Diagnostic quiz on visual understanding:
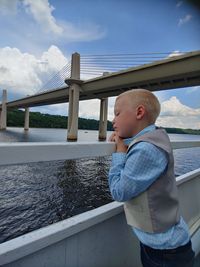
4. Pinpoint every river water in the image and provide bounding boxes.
[0,127,200,243]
